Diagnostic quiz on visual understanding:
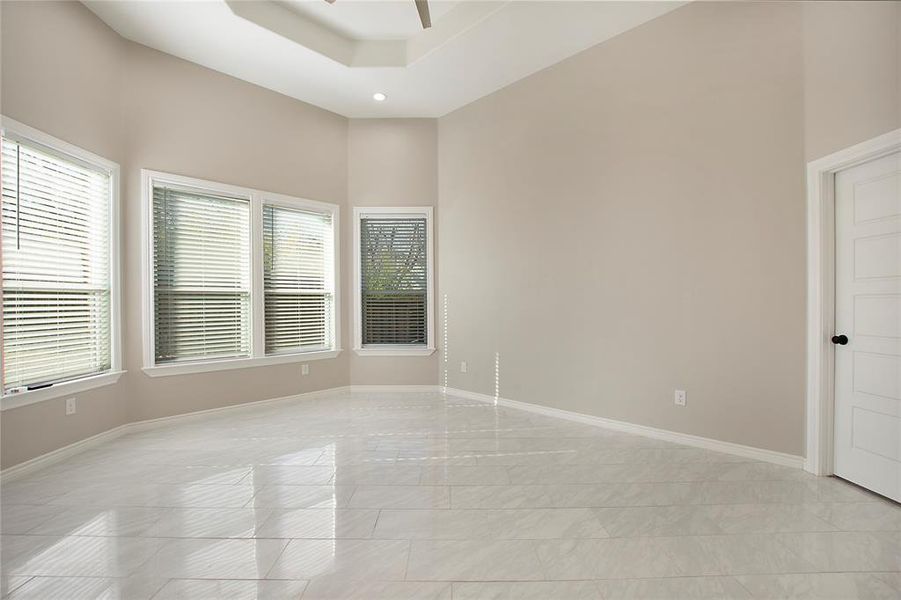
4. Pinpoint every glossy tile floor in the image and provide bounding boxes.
[2,390,900,599]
